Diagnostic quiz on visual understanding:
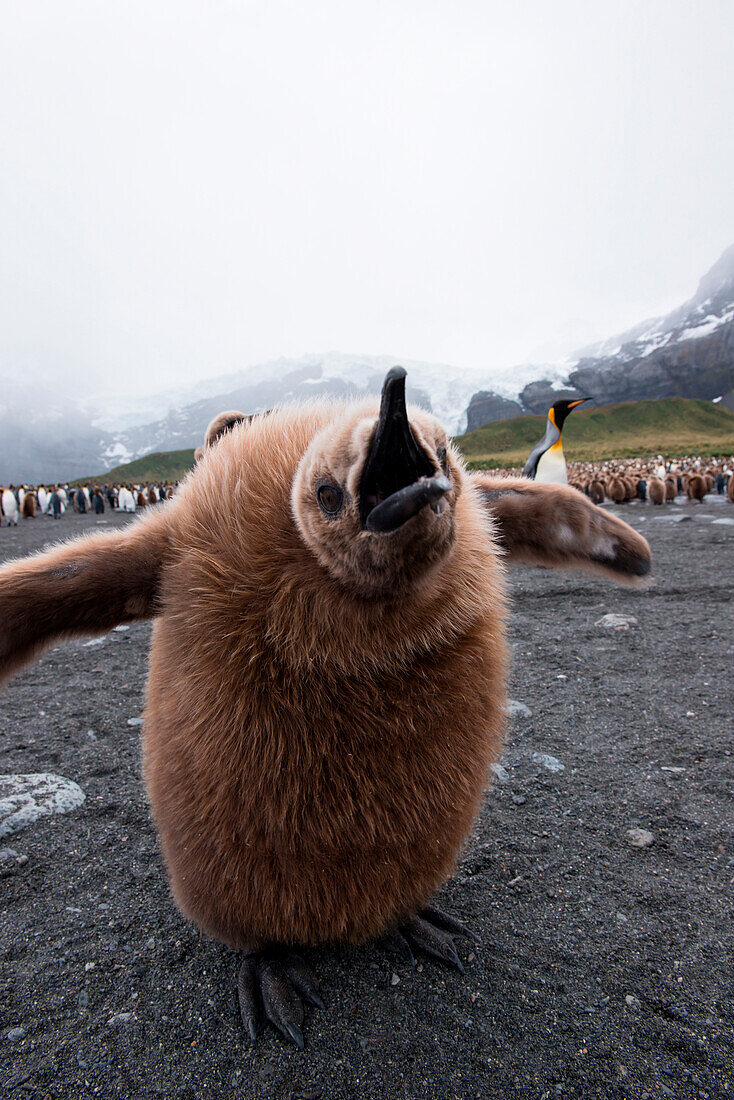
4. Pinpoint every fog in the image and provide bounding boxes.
[1,0,732,399]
